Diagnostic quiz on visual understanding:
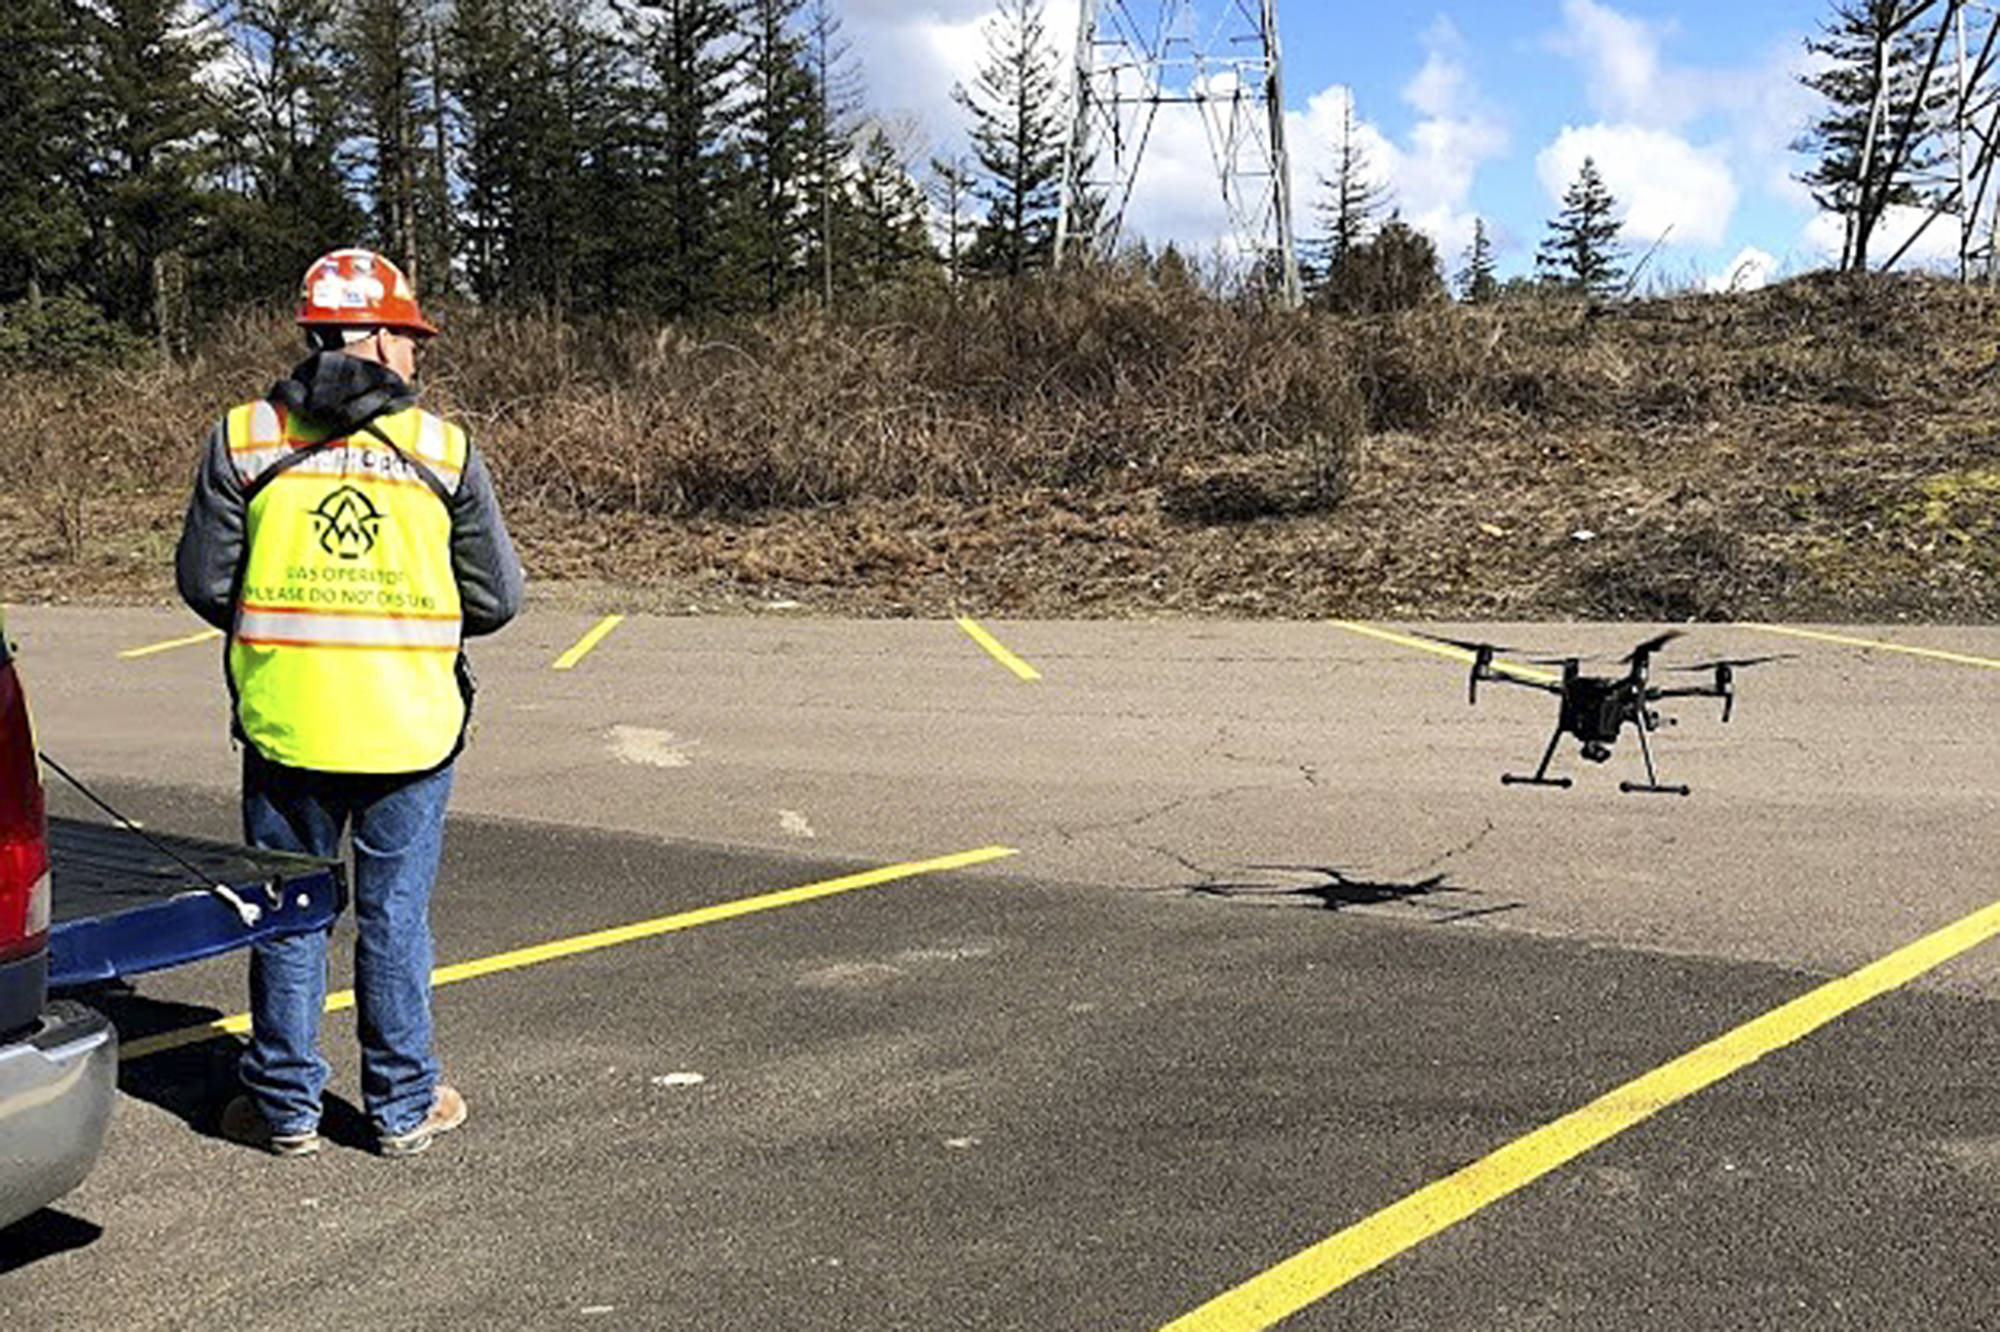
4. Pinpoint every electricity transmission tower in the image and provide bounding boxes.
[1854,0,2000,280]
[1055,0,1302,305]
[1940,0,2000,280]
